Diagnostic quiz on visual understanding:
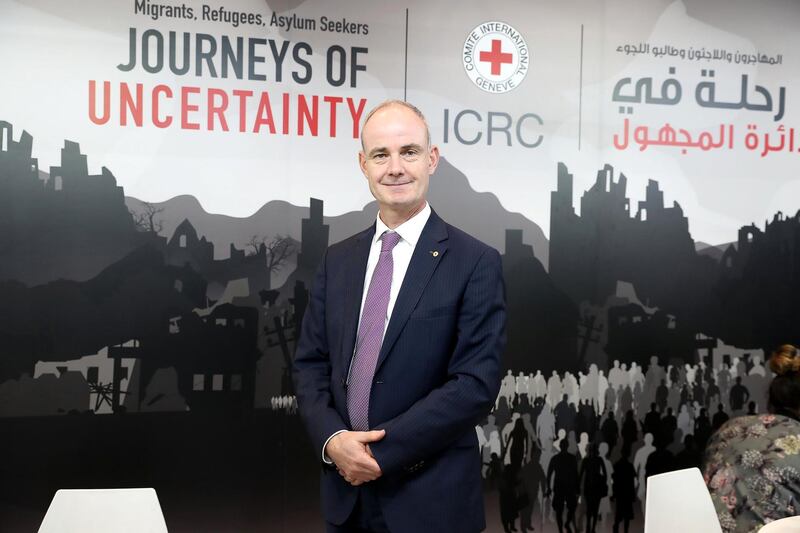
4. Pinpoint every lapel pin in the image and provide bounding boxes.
[430,251,439,257]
